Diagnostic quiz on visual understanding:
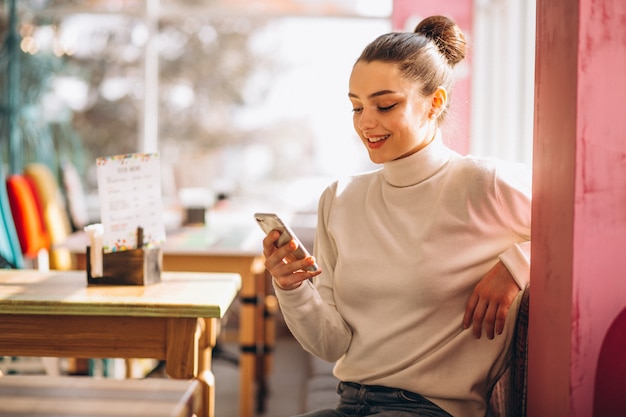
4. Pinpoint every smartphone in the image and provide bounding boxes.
[254,212,319,272]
